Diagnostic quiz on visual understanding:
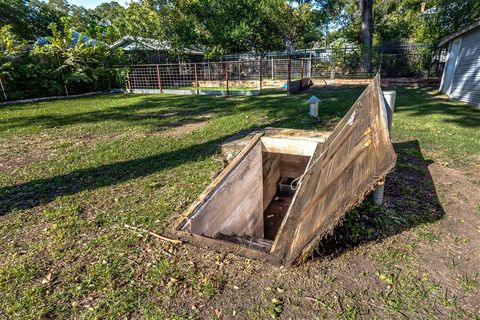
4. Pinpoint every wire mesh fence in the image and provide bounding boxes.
[125,49,445,97]
[222,45,445,80]
[126,58,312,95]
